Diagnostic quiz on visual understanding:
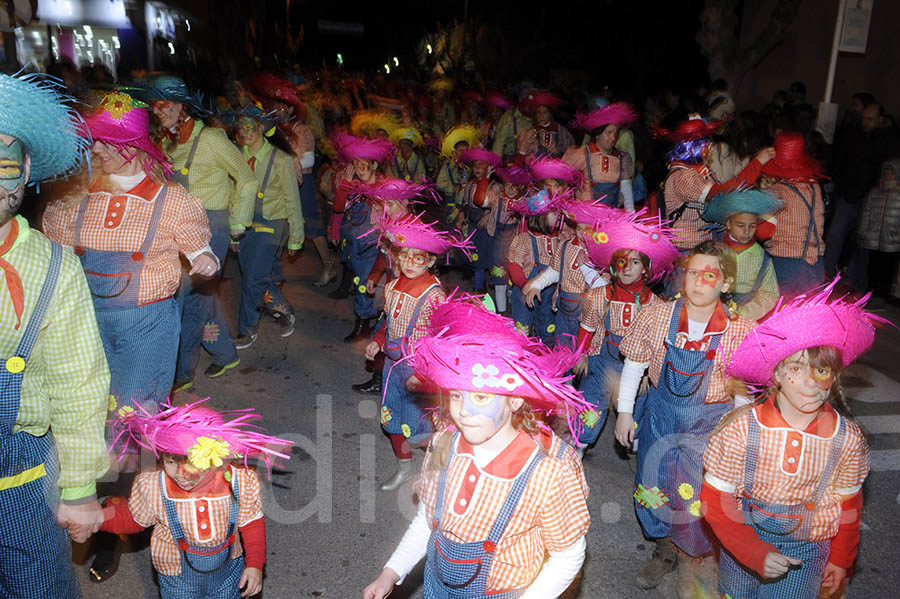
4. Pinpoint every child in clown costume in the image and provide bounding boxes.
[572,210,679,456]
[365,214,474,491]
[458,147,502,292]
[436,125,480,228]
[390,126,427,182]
[702,279,875,599]
[99,399,292,599]
[363,299,591,599]
[485,165,529,314]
